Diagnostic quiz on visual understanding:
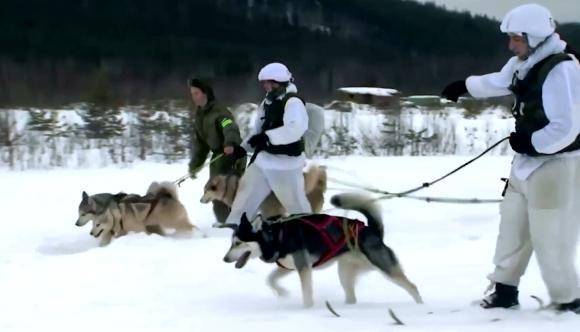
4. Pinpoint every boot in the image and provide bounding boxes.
[555,298,580,314]
[480,283,520,309]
